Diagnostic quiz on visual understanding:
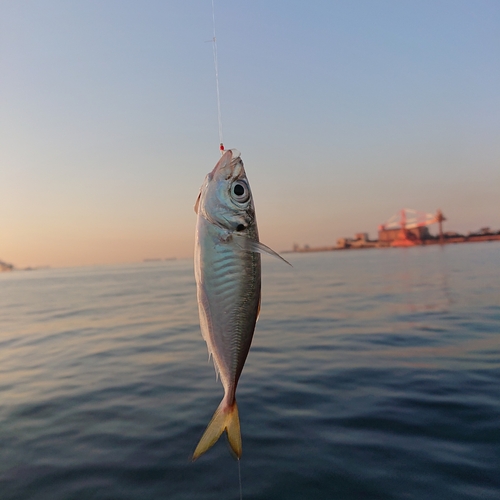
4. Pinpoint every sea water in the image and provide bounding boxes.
[0,243,499,499]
